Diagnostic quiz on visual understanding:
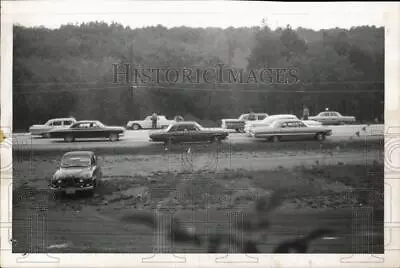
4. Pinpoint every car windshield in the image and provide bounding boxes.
[194,123,204,130]
[165,124,174,131]
[167,123,203,132]
[95,121,105,127]
[61,156,91,168]
[272,120,298,128]
[260,117,283,125]
[305,121,319,126]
